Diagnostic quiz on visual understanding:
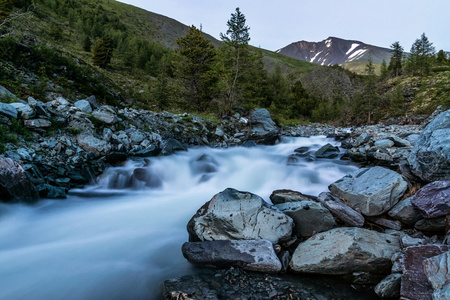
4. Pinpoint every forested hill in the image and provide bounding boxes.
[0,0,449,126]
